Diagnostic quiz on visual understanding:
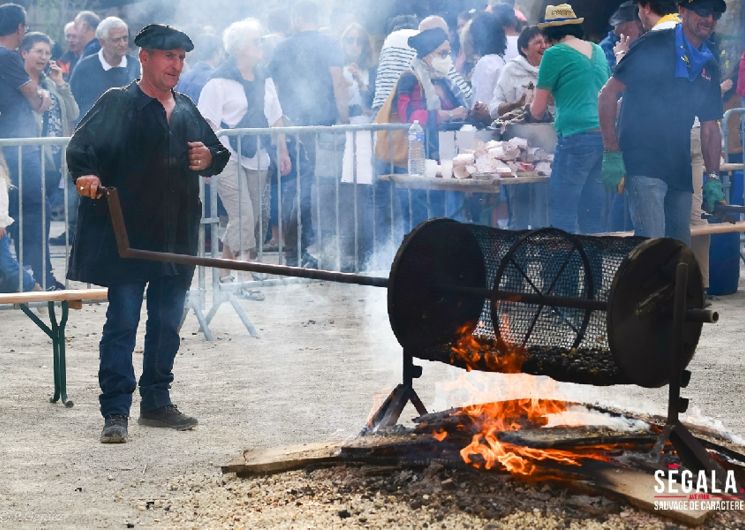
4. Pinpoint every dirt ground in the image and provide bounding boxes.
[1,256,745,528]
